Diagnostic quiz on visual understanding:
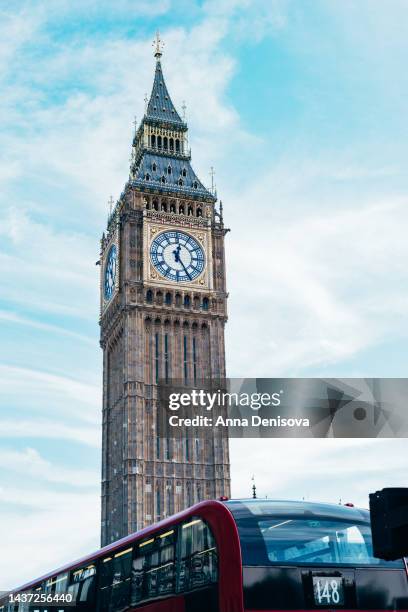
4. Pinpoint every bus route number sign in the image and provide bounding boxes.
[312,576,344,607]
